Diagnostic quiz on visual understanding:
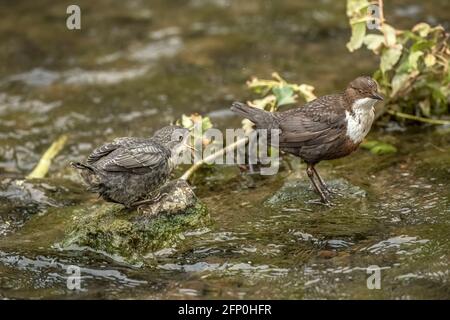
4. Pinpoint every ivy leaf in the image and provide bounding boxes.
[201,116,213,131]
[391,72,410,96]
[363,34,385,53]
[410,39,433,52]
[361,140,397,155]
[346,0,370,16]
[381,24,397,46]
[347,22,366,52]
[273,86,297,107]
[408,51,424,70]
[181,114,194,129]
[419,99,431,117]
[248,95,277,111]
[424,54,436,67]
[380,46,403,73]
[412,23,431,37]
[297,84,316,102]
